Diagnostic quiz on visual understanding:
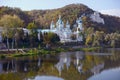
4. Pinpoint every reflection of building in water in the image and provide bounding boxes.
[37,57,41,67]
[74,51,84,66]
[74,51,84,73]
[24,65,27,72]
[91,63,104,75]
[55,52,85,75]
[55,52,71,76]
[77,64,83,73]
